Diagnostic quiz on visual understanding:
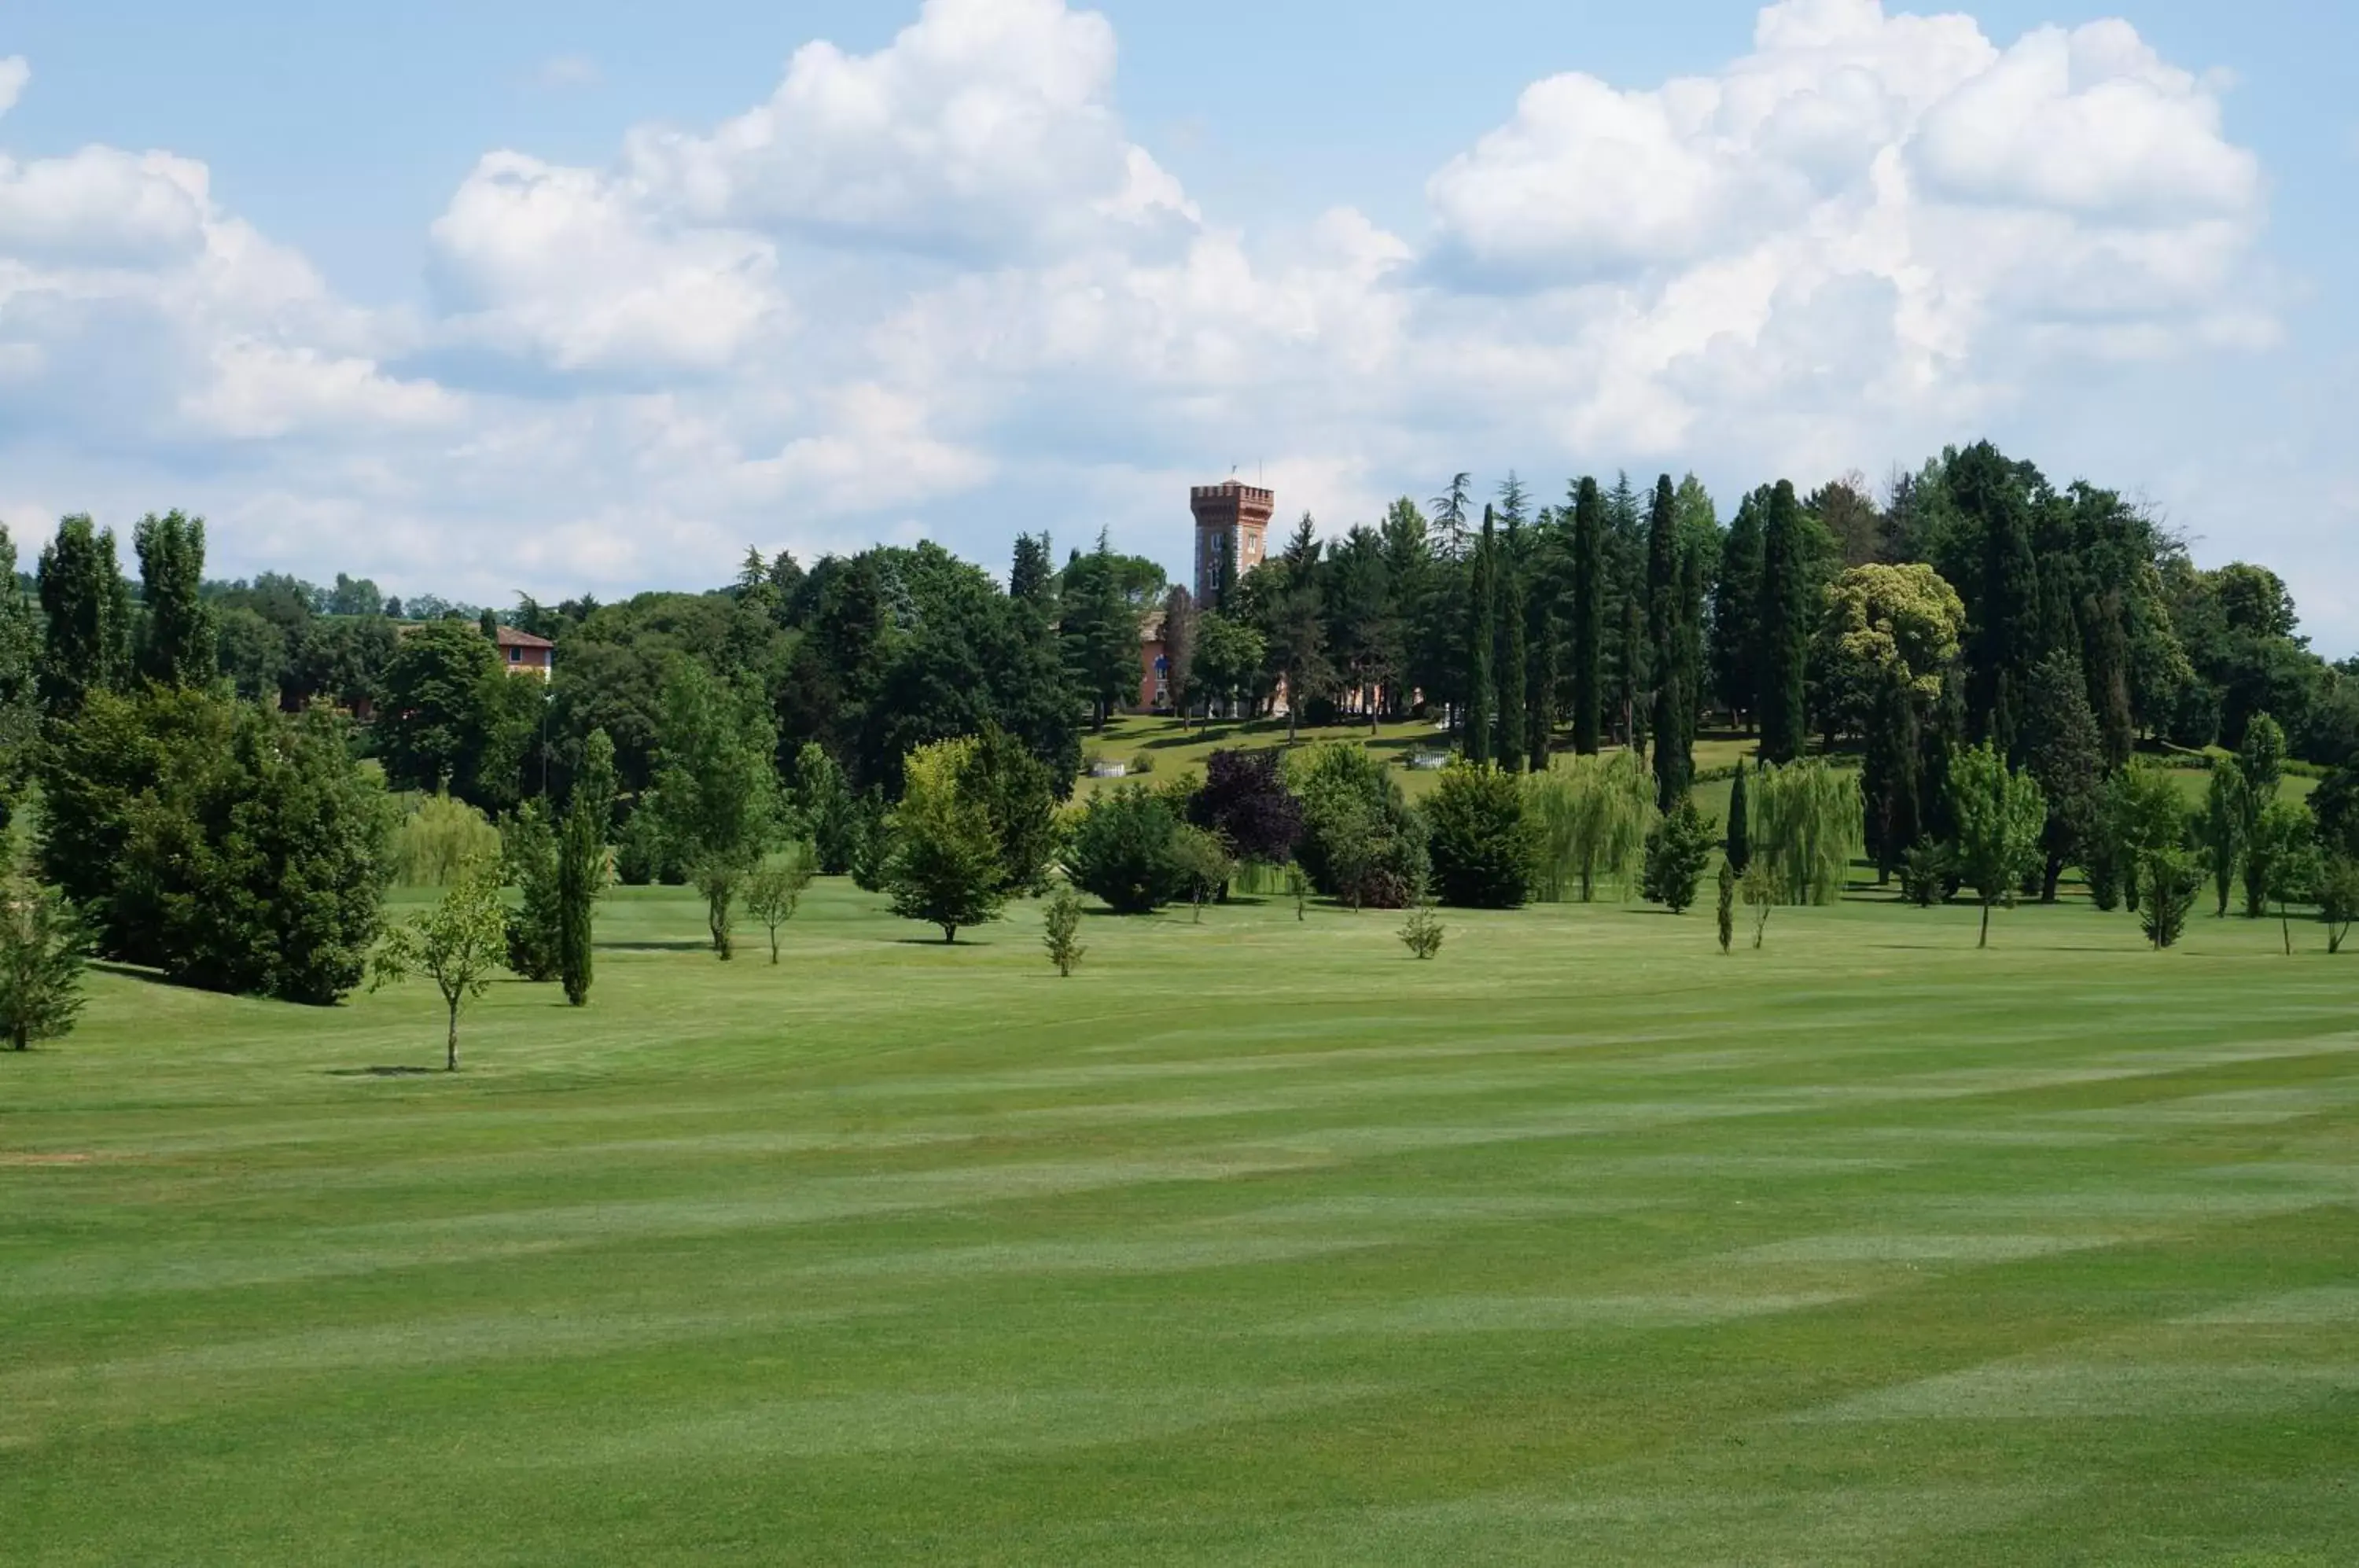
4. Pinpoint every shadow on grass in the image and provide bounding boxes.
[889,936,992,947]
[598,940,712,952]
[326,1066,443,1078]
[86,961,177,988]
